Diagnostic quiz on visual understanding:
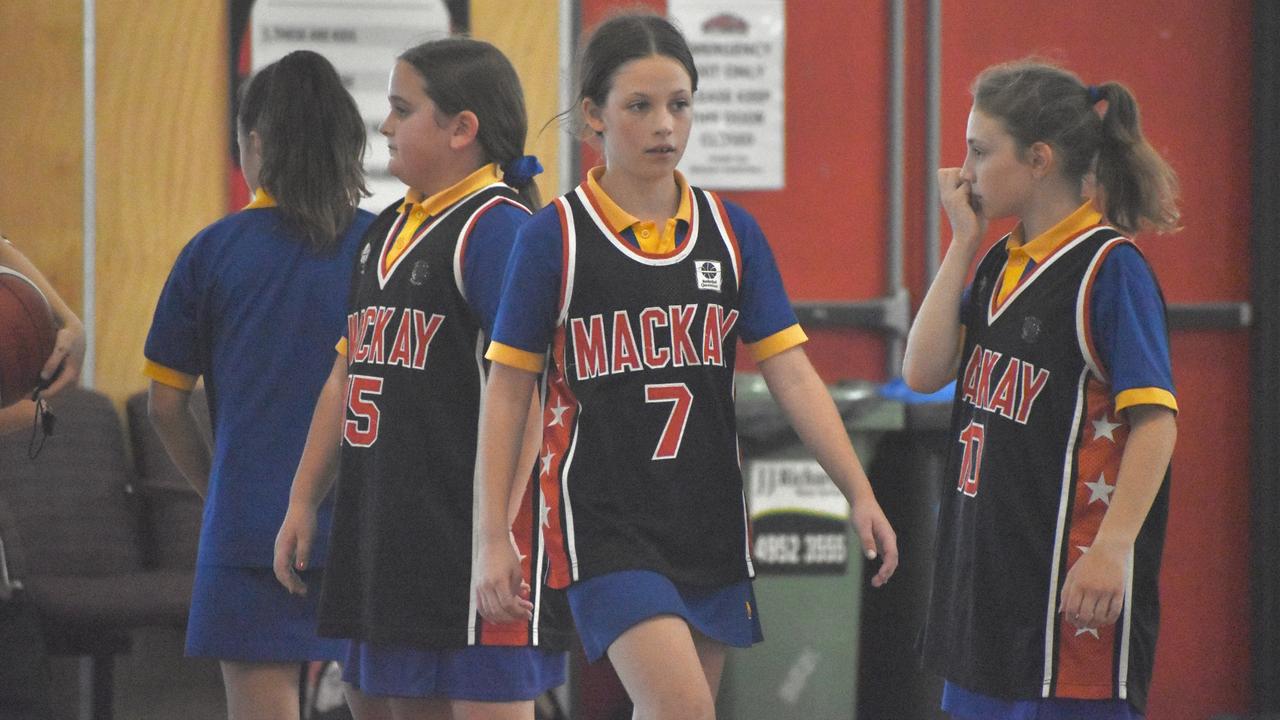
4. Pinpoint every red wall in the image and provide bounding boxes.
[578,2,1254,716]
